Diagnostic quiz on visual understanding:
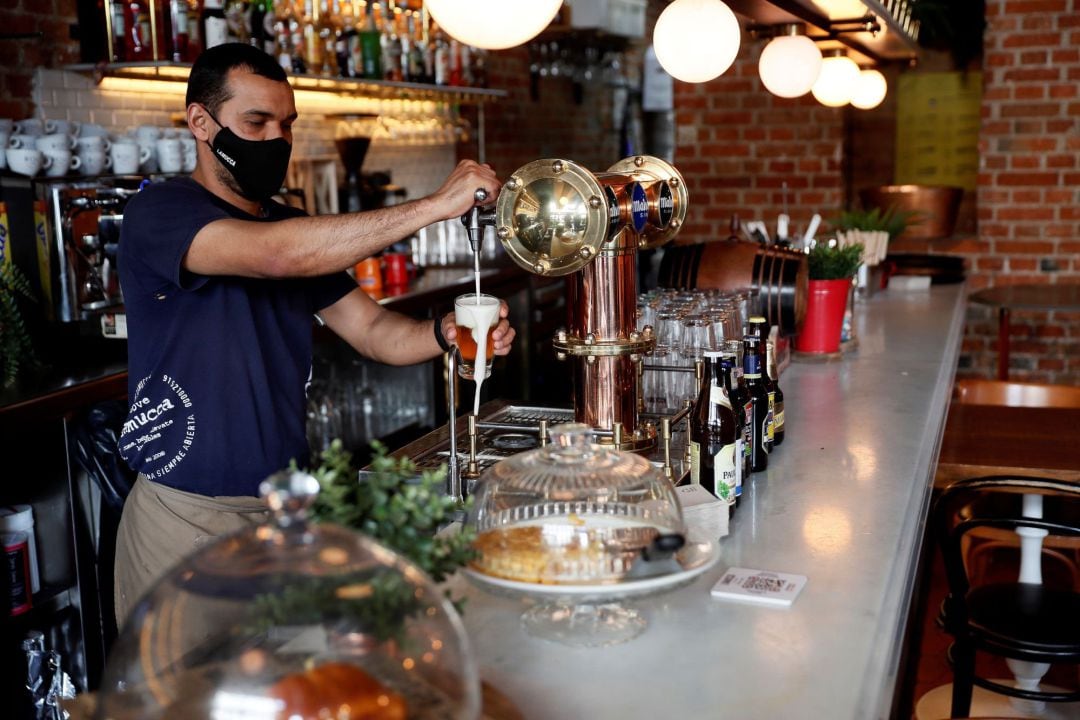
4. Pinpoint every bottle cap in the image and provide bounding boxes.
[748,315,767,323]
[703,350,723,358]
